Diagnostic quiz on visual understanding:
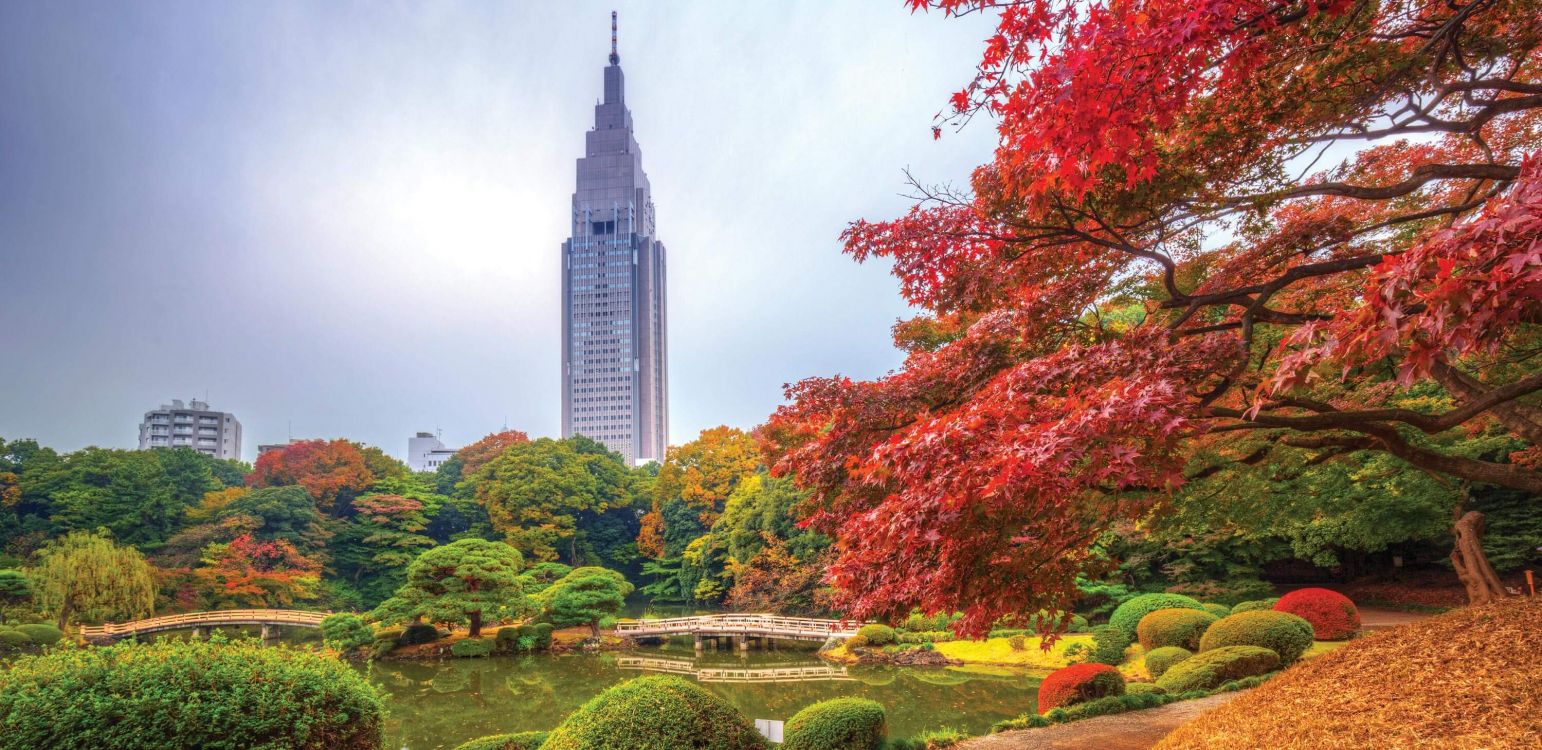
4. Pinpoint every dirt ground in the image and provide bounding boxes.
[956,693,1242,750]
